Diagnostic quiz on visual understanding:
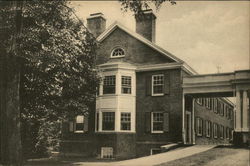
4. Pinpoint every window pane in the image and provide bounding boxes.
[75,115,84,131]
[121,76,131,94]
[121,113,131,130]
[102,112,115,130]
[152,75,164,95]
[103,76,116,94]
[111,48,125,57]
[152,113,163,132]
